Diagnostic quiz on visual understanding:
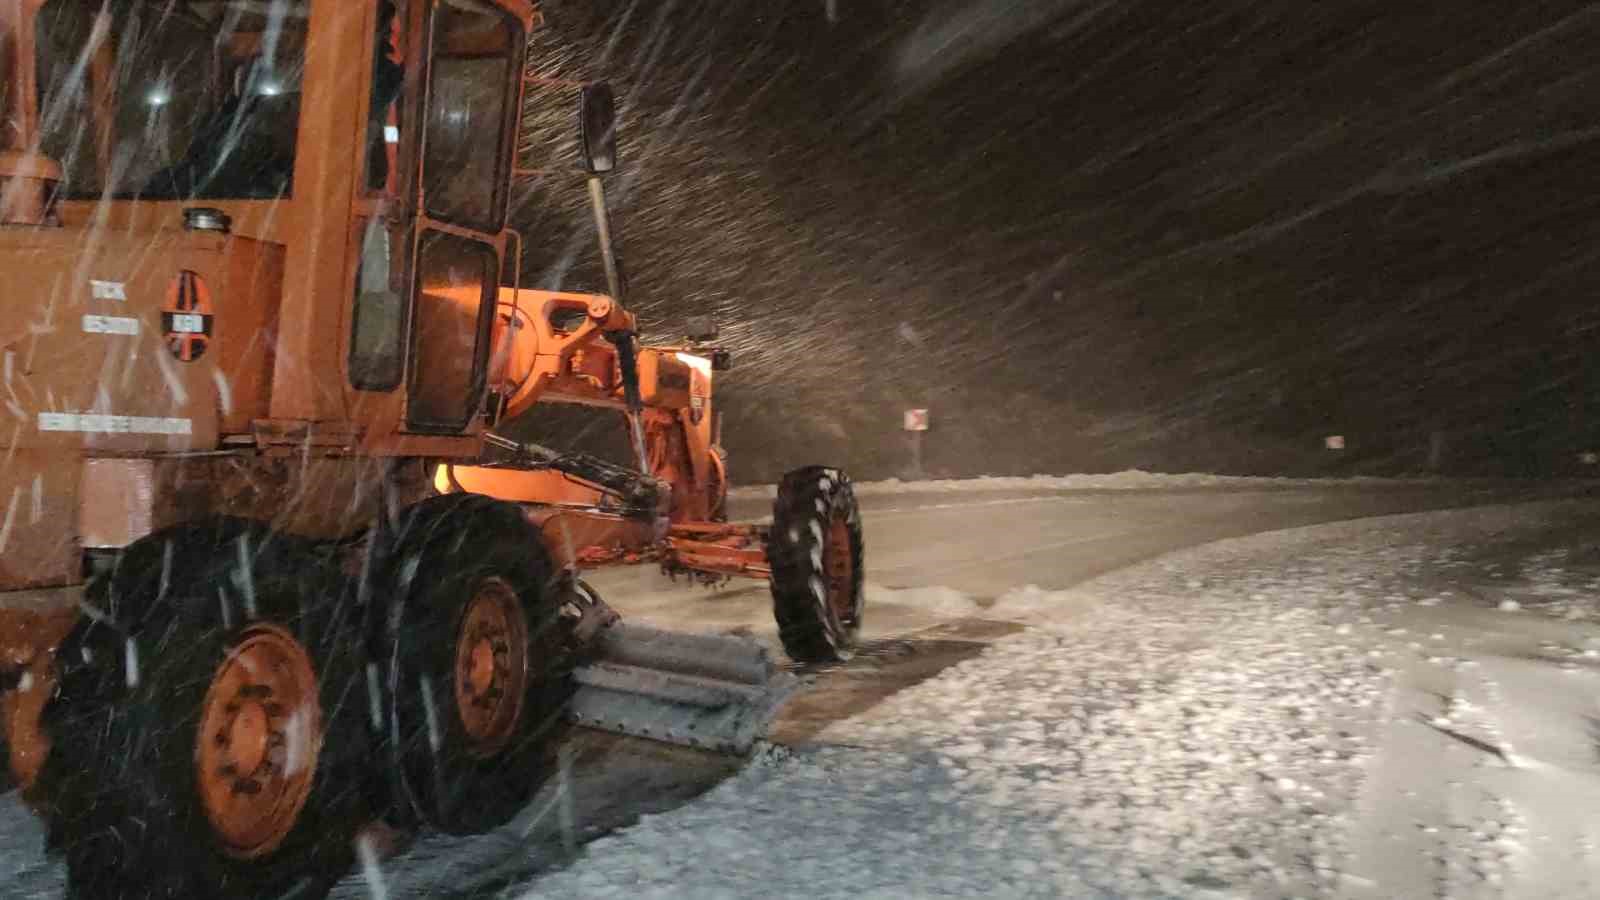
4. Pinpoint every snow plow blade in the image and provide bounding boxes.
[568,623,802,754]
